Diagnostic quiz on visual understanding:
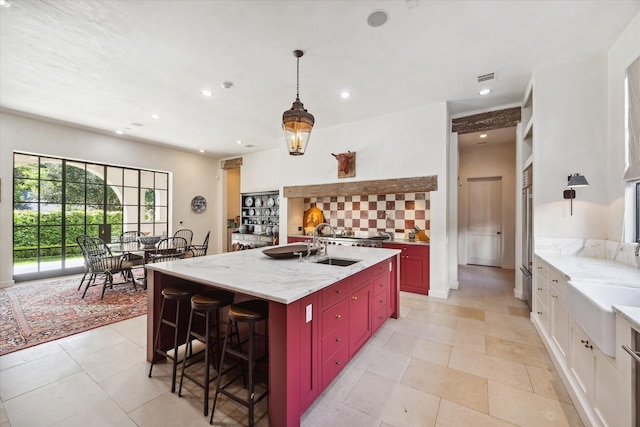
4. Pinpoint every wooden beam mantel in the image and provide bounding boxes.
[283,176,438,198]
[451,107,521,134]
